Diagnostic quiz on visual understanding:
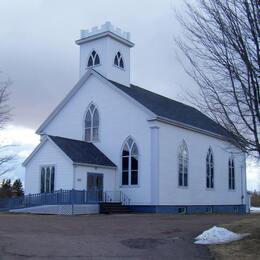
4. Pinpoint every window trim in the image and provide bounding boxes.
[120,136,140,187]
[113,51,125,70]
[206,147,214,190]
[84,103,100,143]
[87,49,101,68]
[39,165,56,193]
[228,156,235,190]
[177,140,189,188]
